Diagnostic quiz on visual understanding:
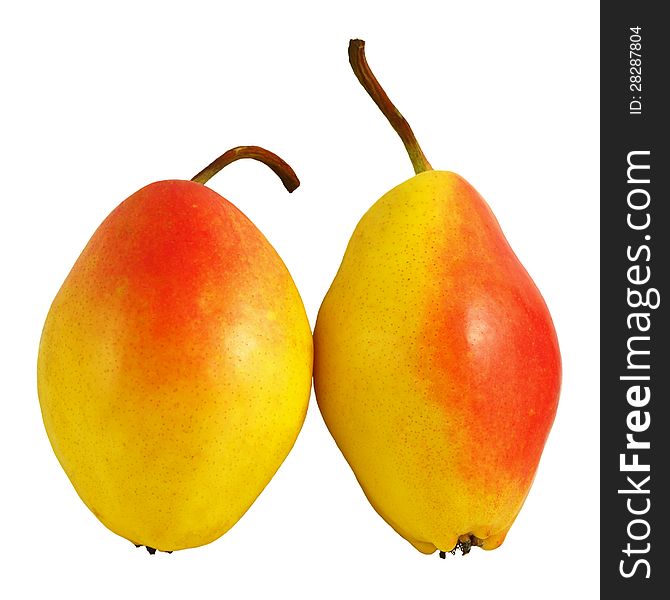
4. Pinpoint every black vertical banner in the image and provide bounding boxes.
[601,2,669,595]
